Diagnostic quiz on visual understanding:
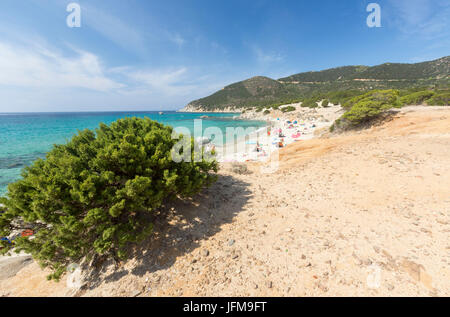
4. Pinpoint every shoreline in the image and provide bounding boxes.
[213,103,344,163]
